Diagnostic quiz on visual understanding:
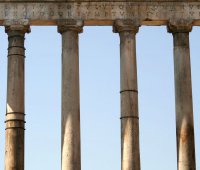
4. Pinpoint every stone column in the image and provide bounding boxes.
[168,21,196,170]
[4,24,30,170]
[113,20,141,170]
[58,19,83,170]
